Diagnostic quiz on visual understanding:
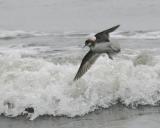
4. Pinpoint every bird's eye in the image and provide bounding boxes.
[85,40,89,45]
